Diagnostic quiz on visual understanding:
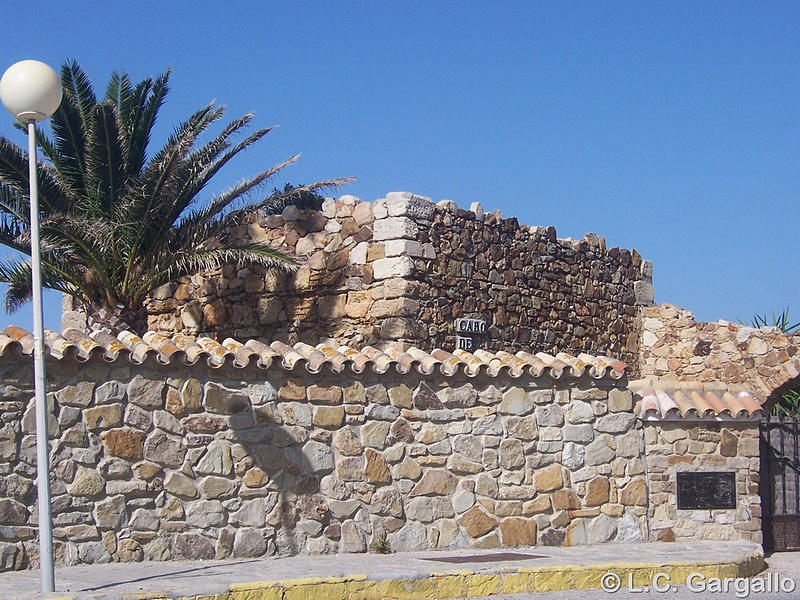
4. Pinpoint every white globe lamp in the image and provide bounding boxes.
[0,59,61,593]
[0,60,62,123]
